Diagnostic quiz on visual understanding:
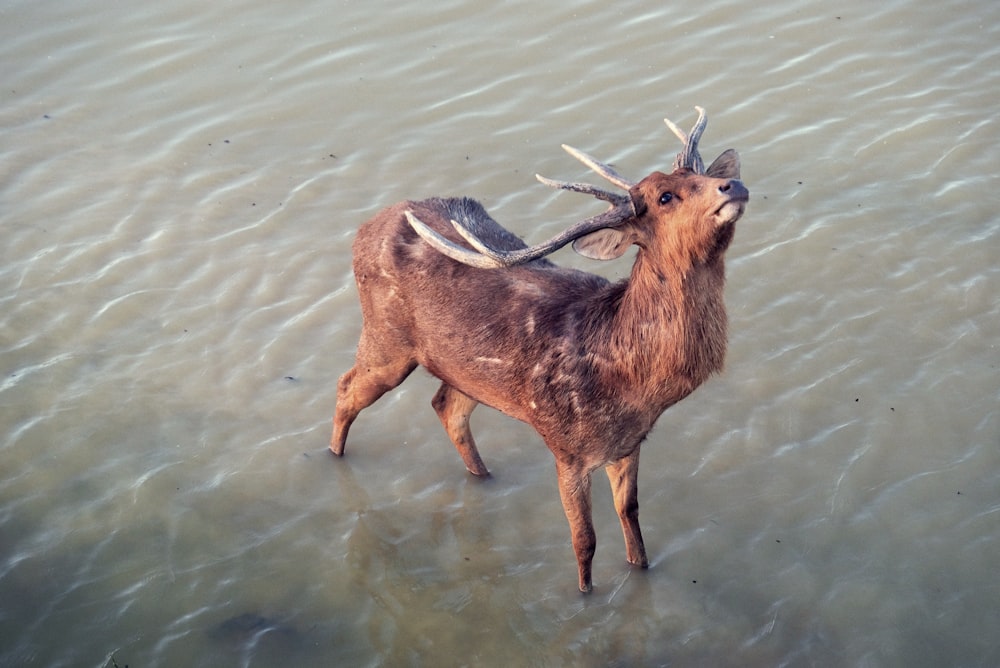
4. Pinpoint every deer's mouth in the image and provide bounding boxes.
[714,197,747,225]
[713,183,749,225]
